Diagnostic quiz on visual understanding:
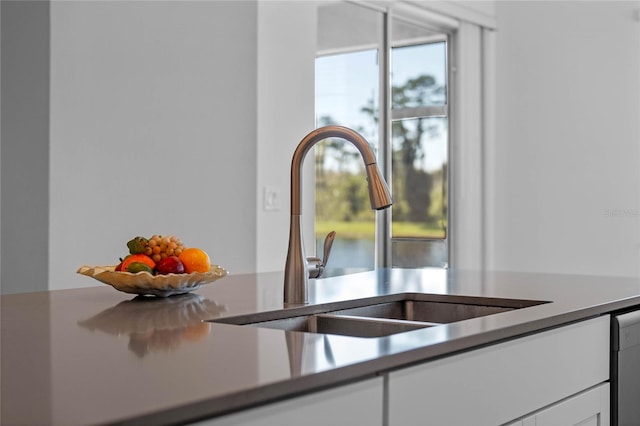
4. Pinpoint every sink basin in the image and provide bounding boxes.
[210,293,548,338]
[330,299,513,323]
[243,313,433,338]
